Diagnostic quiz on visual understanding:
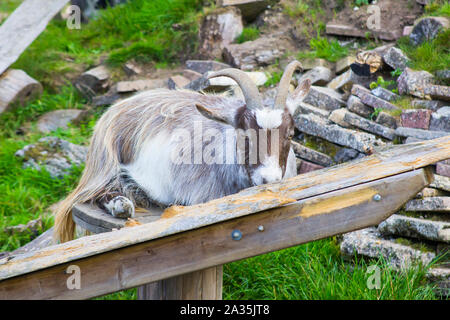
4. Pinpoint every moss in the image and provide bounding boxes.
[302,134,339,158]
[394,237,436,253]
